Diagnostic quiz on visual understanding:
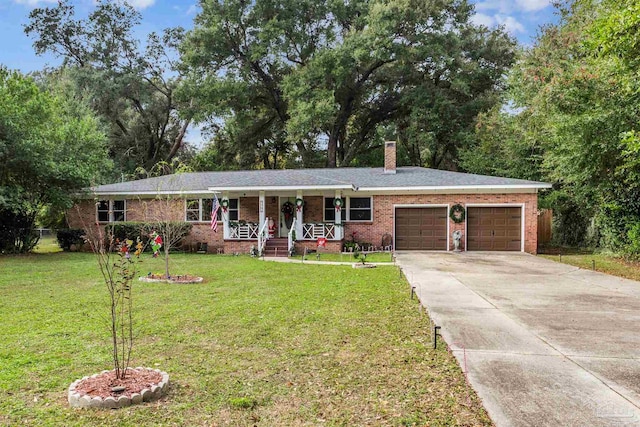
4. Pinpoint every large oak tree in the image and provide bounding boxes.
[182,0,515,168]
[26,0,192,174]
